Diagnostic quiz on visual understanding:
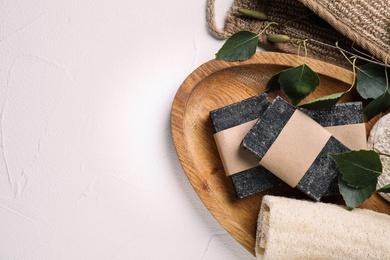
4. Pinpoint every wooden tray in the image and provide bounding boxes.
[170,52,390,255]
